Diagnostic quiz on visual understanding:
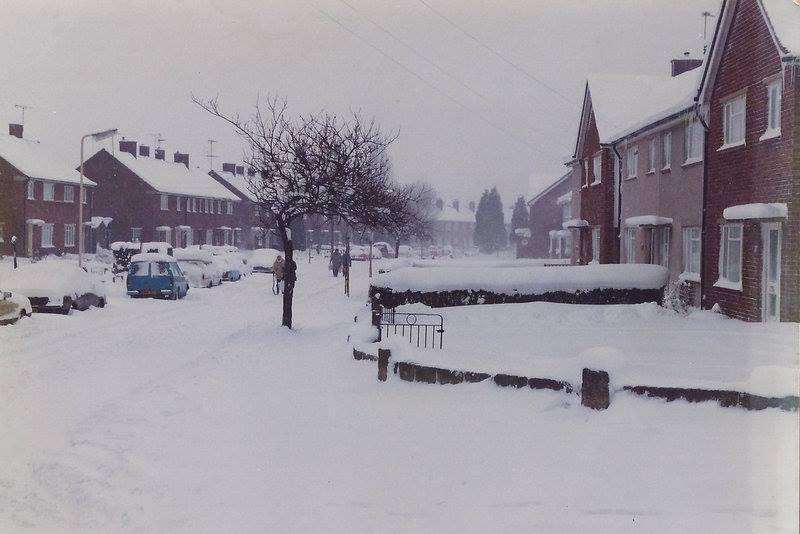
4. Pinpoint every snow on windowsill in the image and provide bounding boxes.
[590,180,602,186]
[714,278,742,292]
[645,169,655,175]
[678,271,700,283]
[716,140,746,152]
[623,175,637,181]
[723,203,788,220]
[661,166,671,173]
[758,129,781,142]
[682,157,703,167]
